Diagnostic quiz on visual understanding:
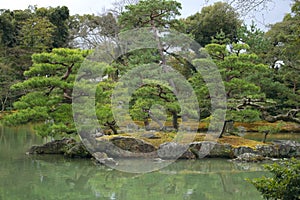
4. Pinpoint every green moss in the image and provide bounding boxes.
[97,131,267,149]
[217,136,266,148]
